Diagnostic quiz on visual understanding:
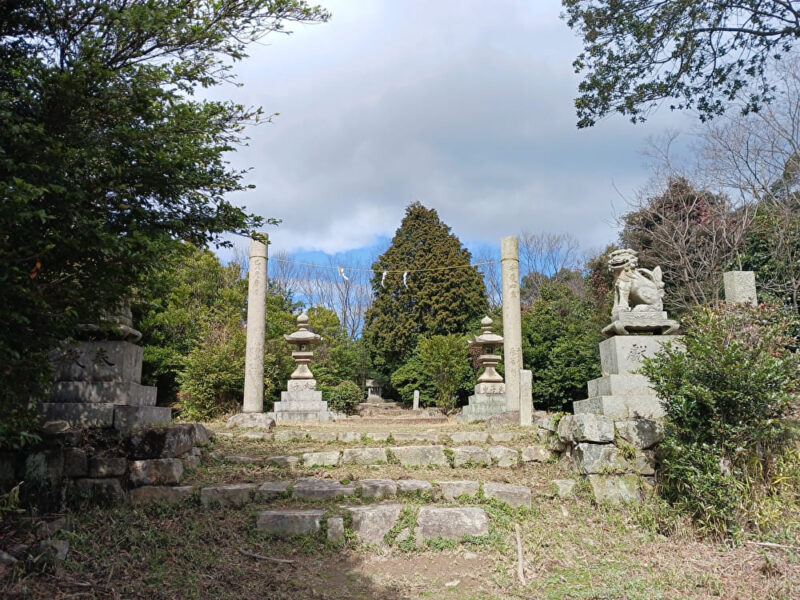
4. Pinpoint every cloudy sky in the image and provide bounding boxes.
[214,0,694,263]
